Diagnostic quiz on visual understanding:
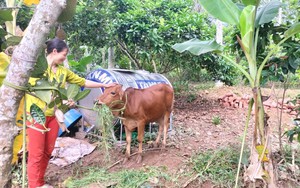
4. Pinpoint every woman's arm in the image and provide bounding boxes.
[84,80,117,88]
